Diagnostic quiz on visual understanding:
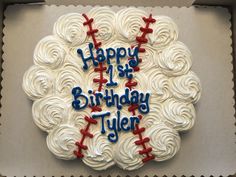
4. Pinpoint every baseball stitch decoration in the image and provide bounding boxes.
[73,13,106,159]
[126,14,156,163]
[22,7,202,171]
